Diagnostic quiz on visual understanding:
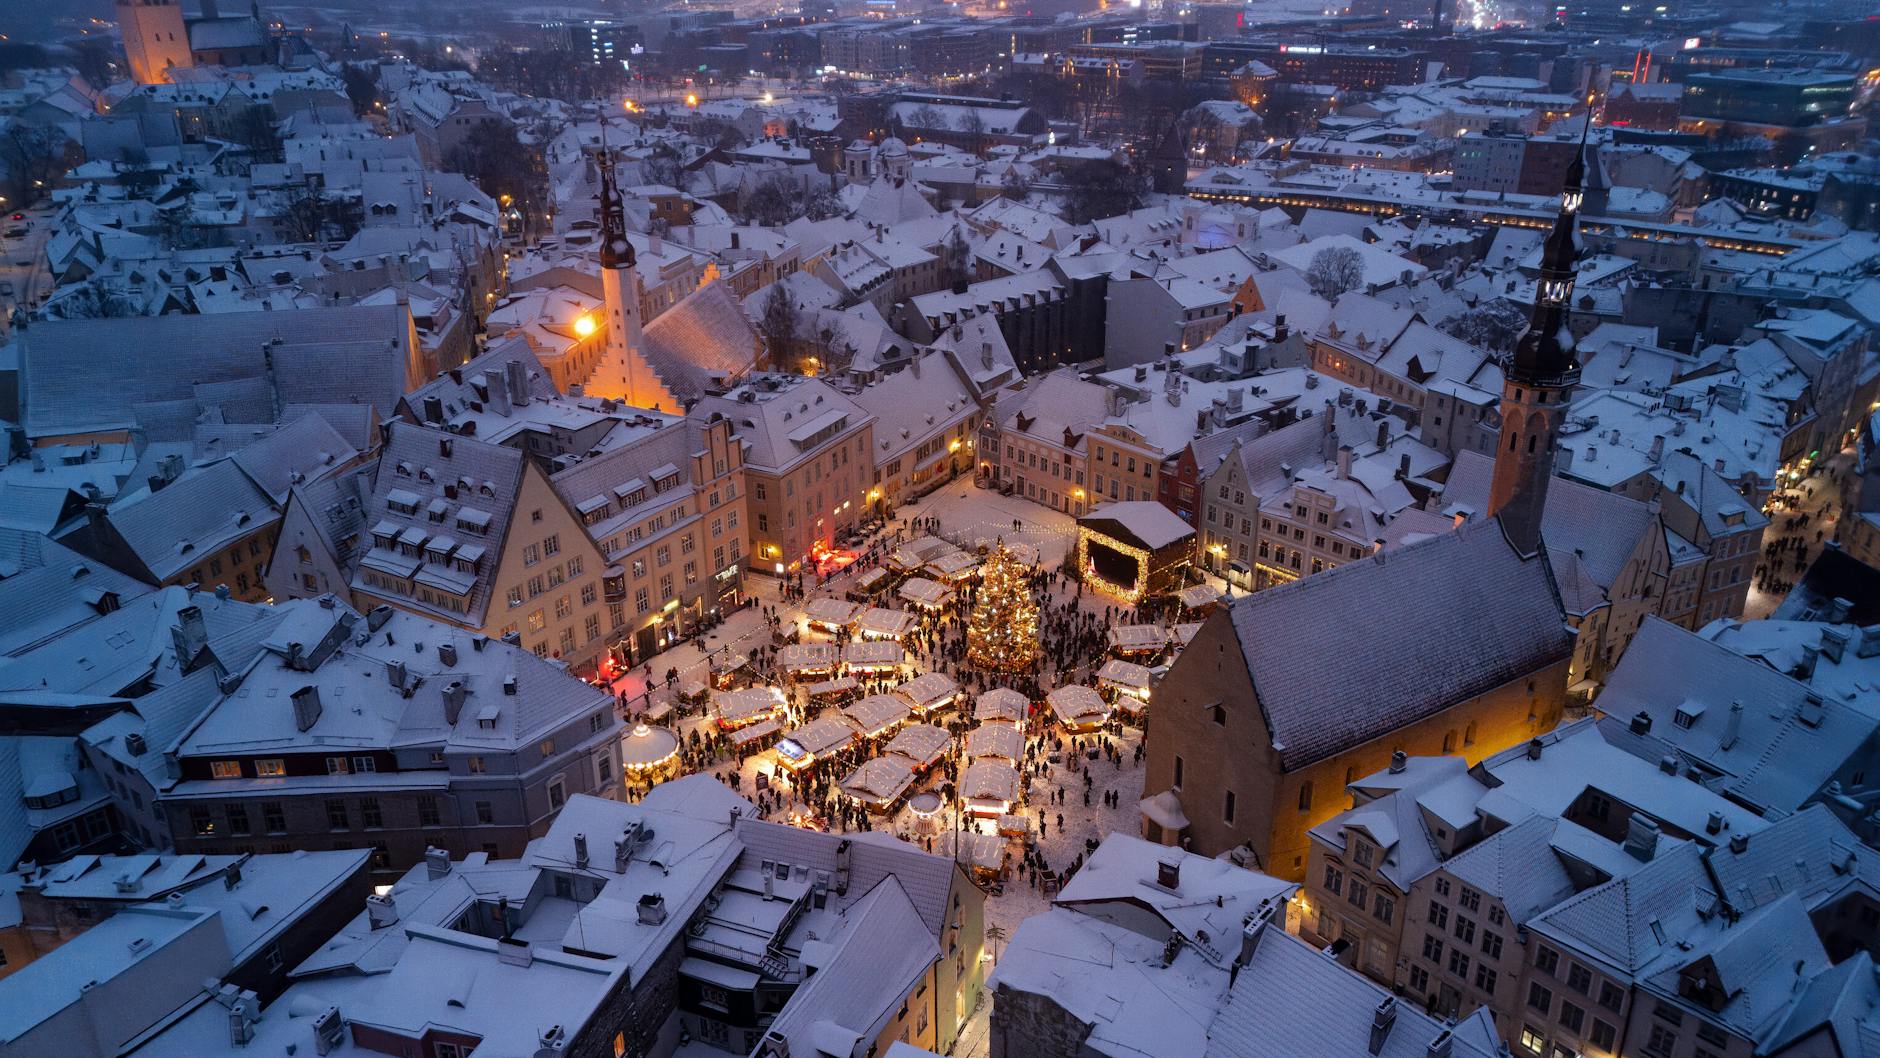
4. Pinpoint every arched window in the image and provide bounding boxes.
[1297,781,1313,812]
